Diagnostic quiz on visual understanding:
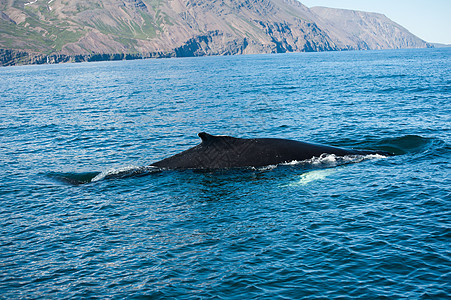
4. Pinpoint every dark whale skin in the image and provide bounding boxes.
[150,132,391,170]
